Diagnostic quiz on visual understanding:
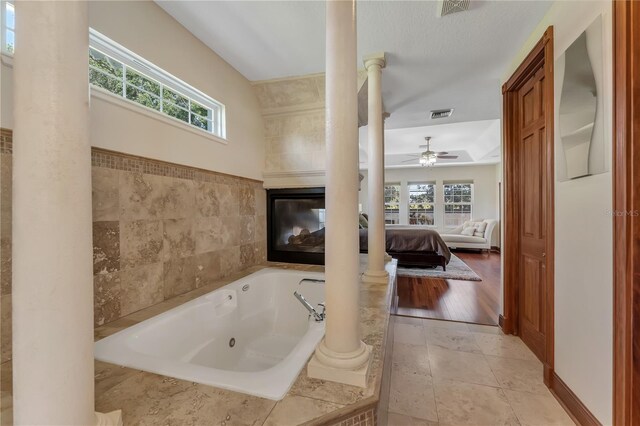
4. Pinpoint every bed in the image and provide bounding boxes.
[359,228,451,270]
[283,226,451,270]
